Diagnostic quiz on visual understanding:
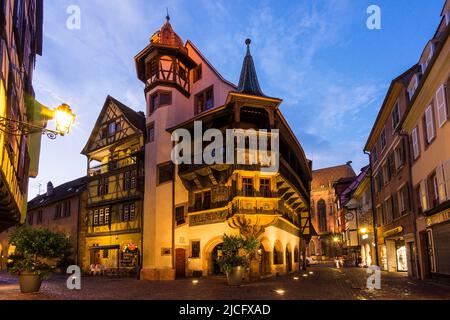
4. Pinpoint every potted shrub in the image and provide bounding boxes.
[218,234,259,286]
[8,226,72,293]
